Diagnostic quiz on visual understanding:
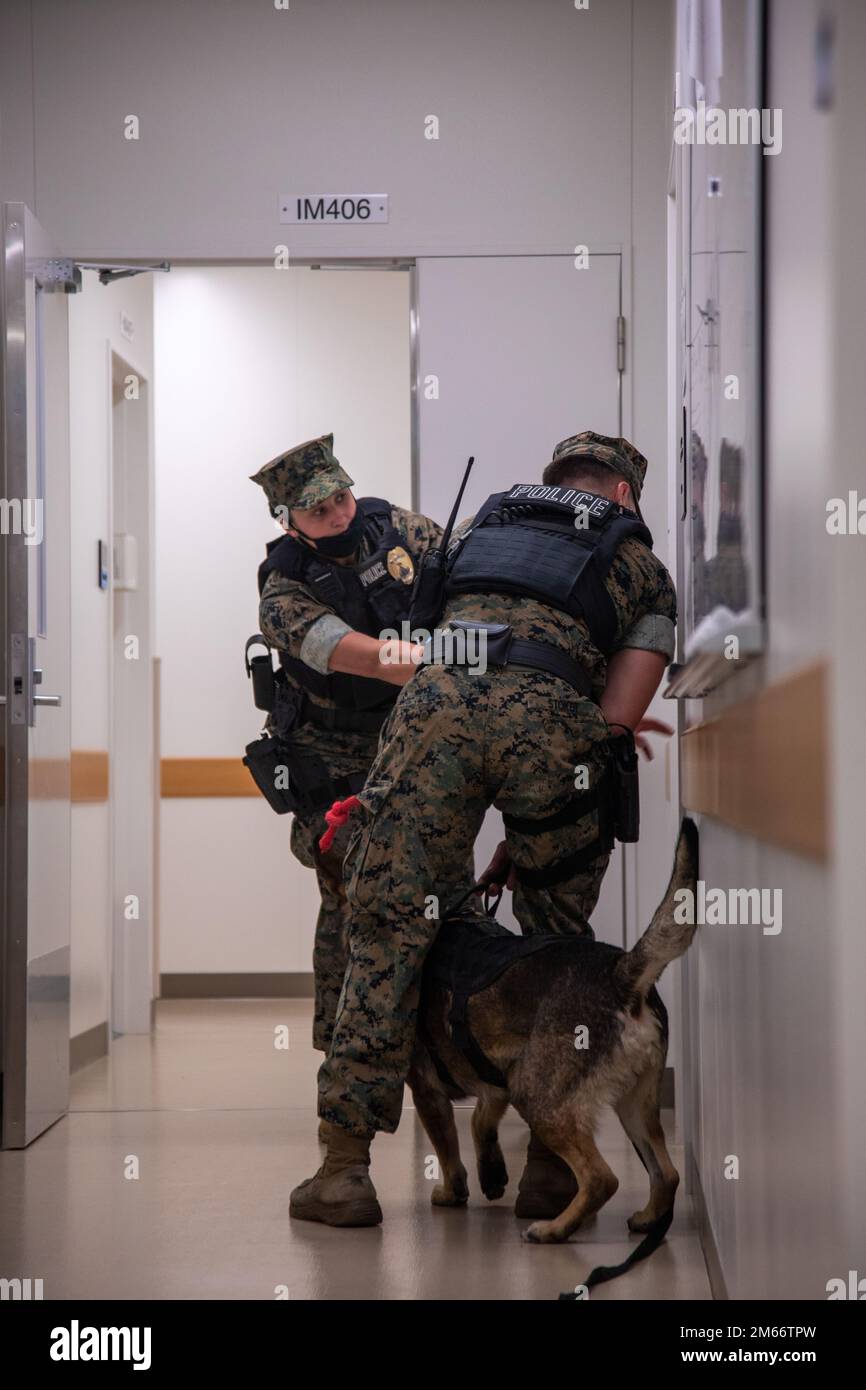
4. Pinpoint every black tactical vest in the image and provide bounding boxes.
[444,484,654,655]
[257,497,418,712]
